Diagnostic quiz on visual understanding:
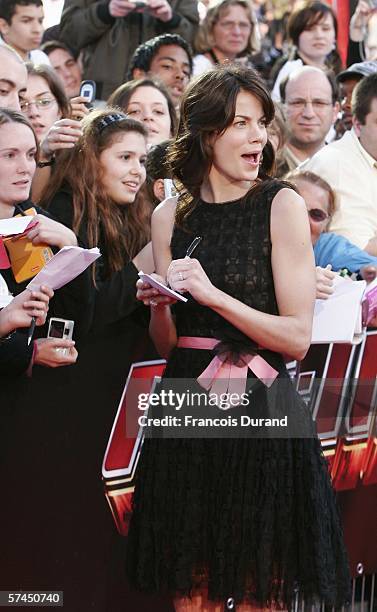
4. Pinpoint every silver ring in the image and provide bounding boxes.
[178,271,184,281]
